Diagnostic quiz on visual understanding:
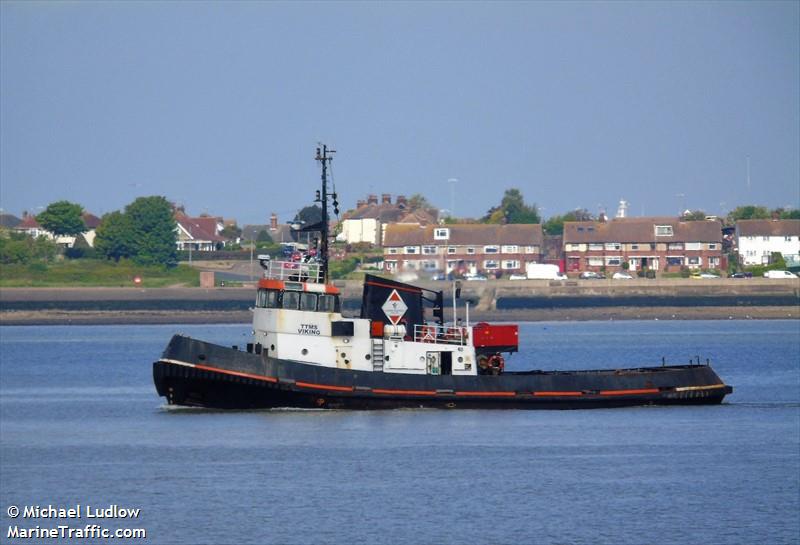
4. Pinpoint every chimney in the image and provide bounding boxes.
[356,200,367,209]
[367,194,378,205]
[22,211,29,218]
[599,212,607,223]
[270,213,278,230]
[396,195,407,208]
[381,193,391,205]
